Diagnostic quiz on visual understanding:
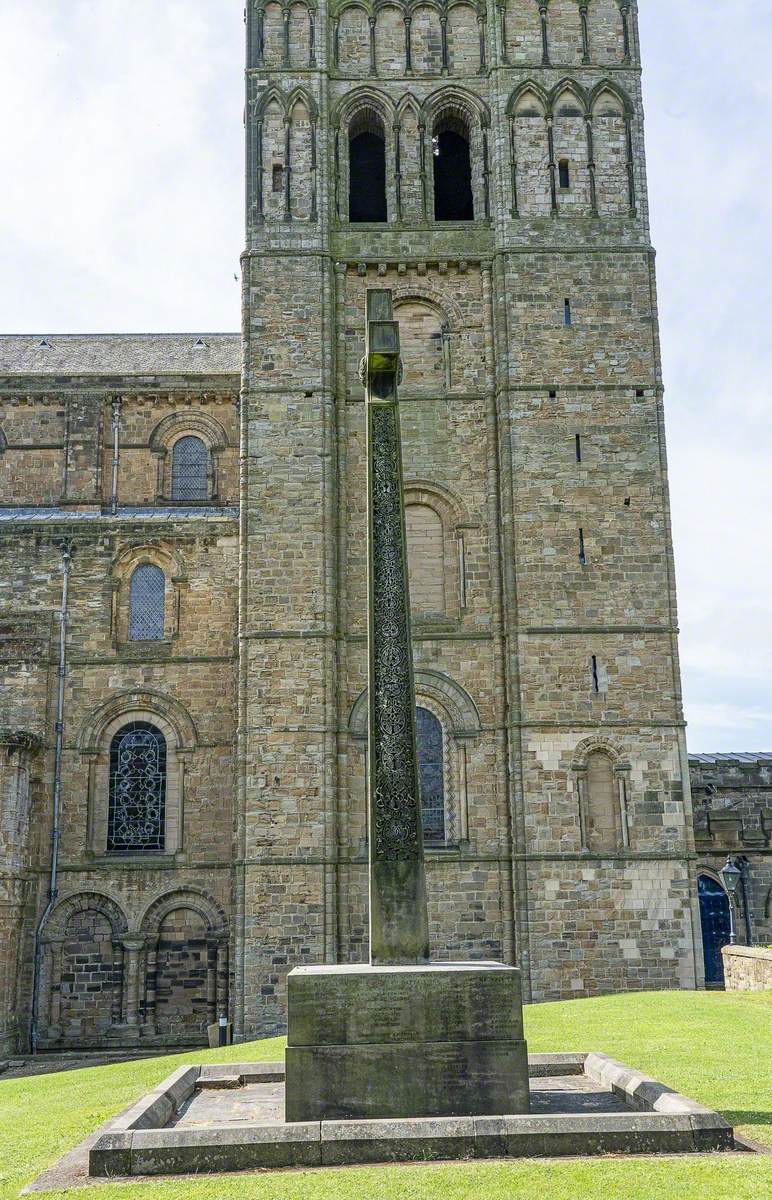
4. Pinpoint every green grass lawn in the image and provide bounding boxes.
[1,990,770,1200]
